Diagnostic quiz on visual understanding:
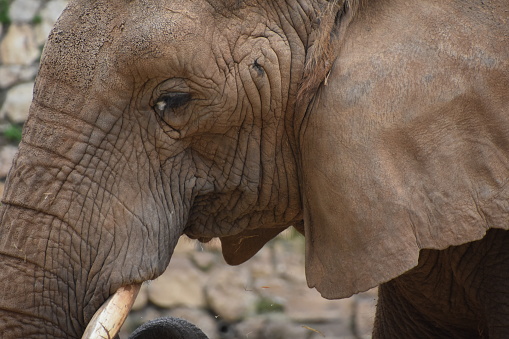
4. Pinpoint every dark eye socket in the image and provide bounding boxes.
[154,92,191,113]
